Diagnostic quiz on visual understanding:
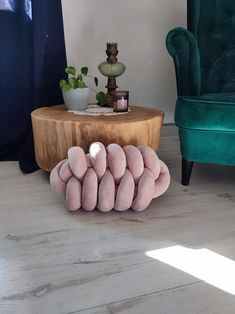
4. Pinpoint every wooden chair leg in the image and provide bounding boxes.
[182,158,194,185]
